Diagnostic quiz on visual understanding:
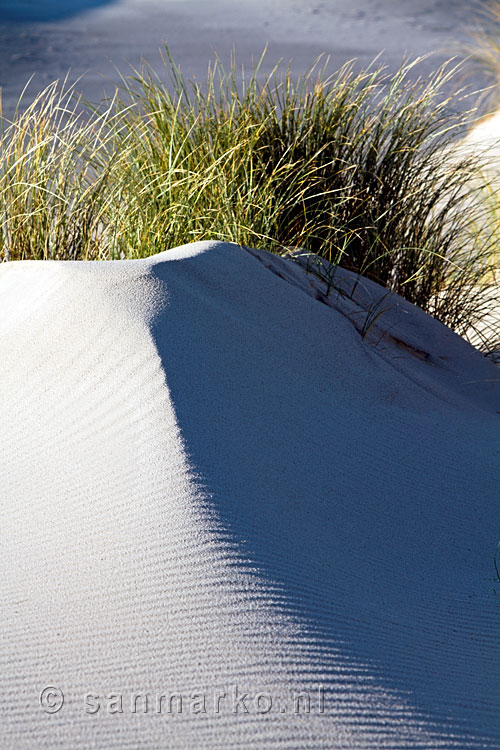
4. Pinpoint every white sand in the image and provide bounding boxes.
[1,241,499,748]
[454,111,500,359]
